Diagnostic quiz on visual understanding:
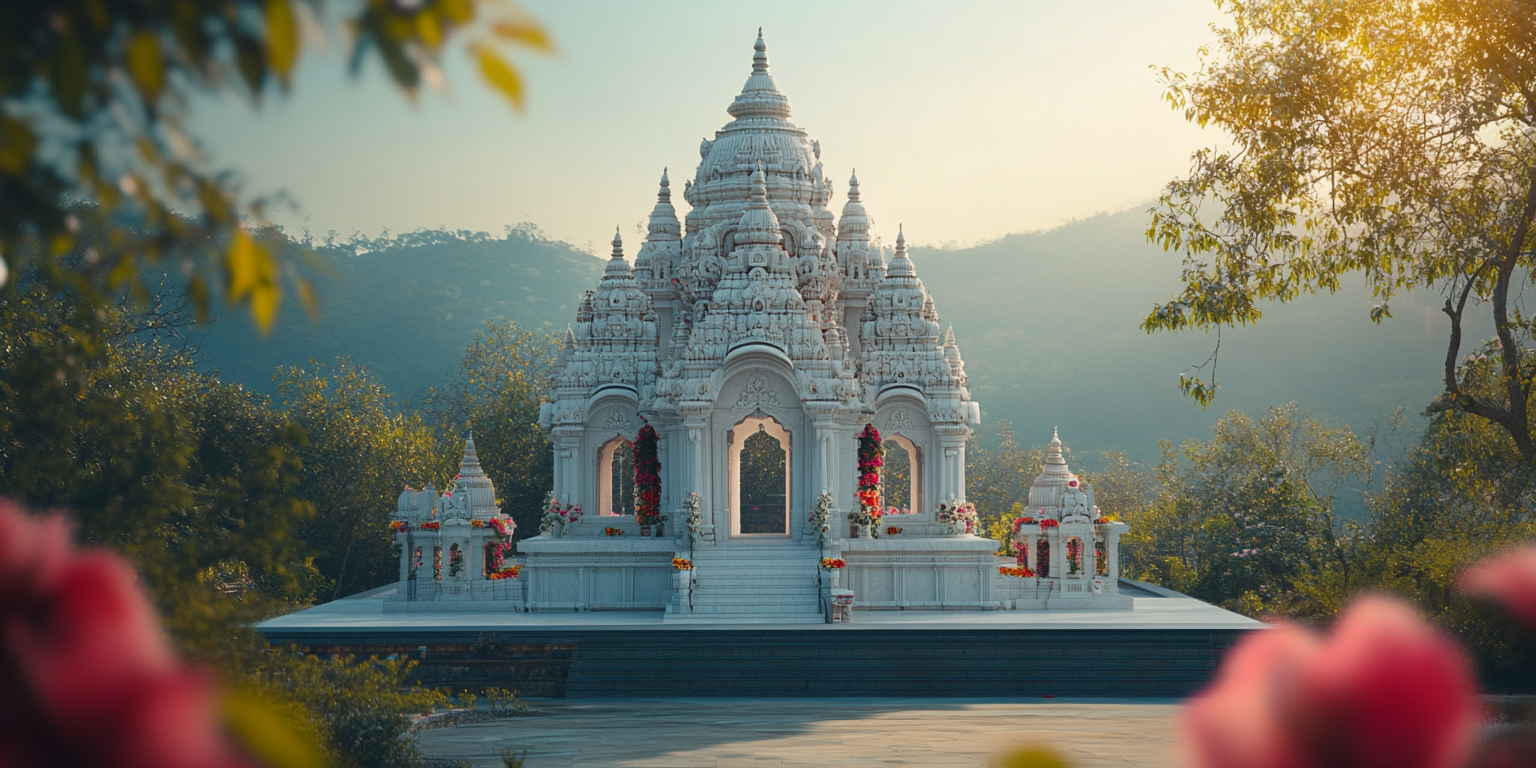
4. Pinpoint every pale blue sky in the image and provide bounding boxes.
[190,1,1225,253]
